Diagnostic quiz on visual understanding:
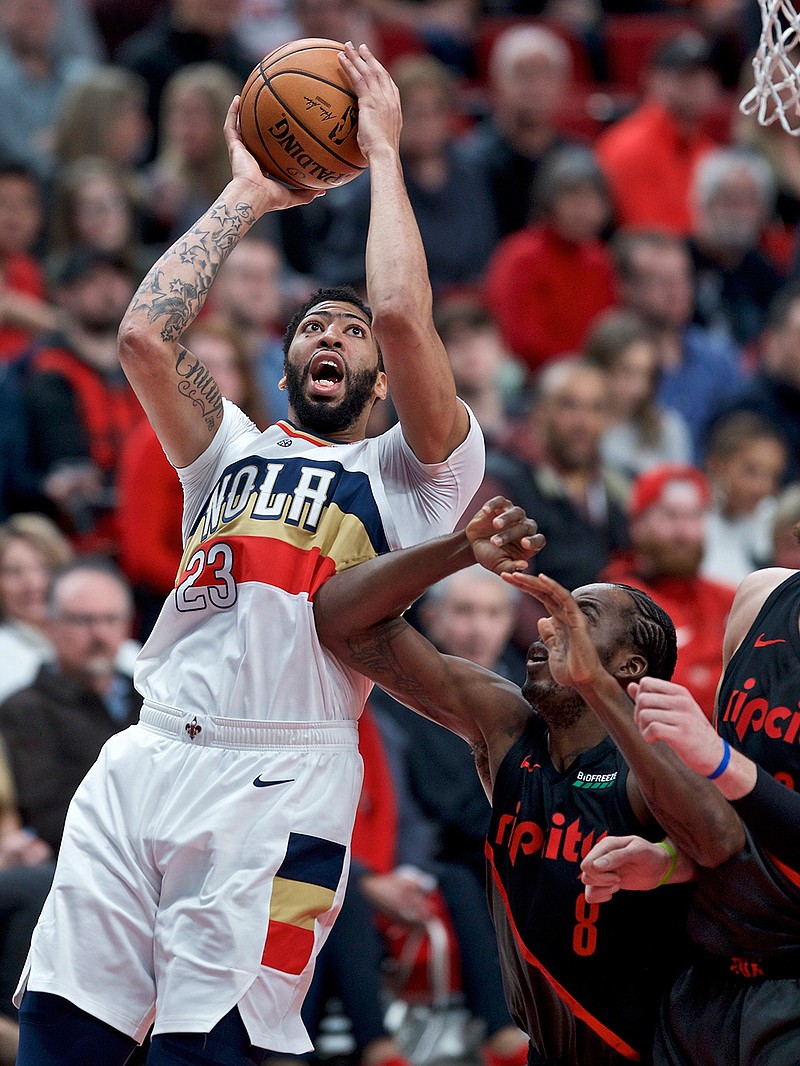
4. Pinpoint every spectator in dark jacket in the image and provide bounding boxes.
[472,357,630,674]
[459,23,577,238]
[115,0,253,160]
[0,559,141,853]
[709,279,800,484]
[689,147,784,349]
